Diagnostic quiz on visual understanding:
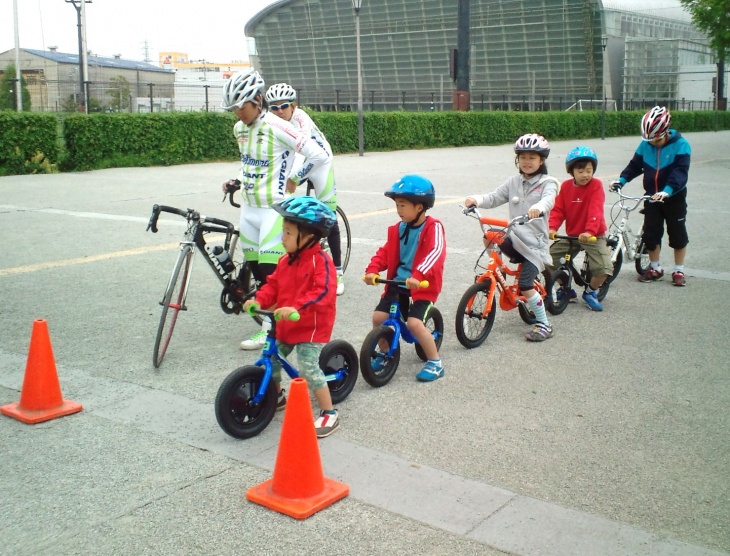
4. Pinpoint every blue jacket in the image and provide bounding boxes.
[619,129,691,198]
